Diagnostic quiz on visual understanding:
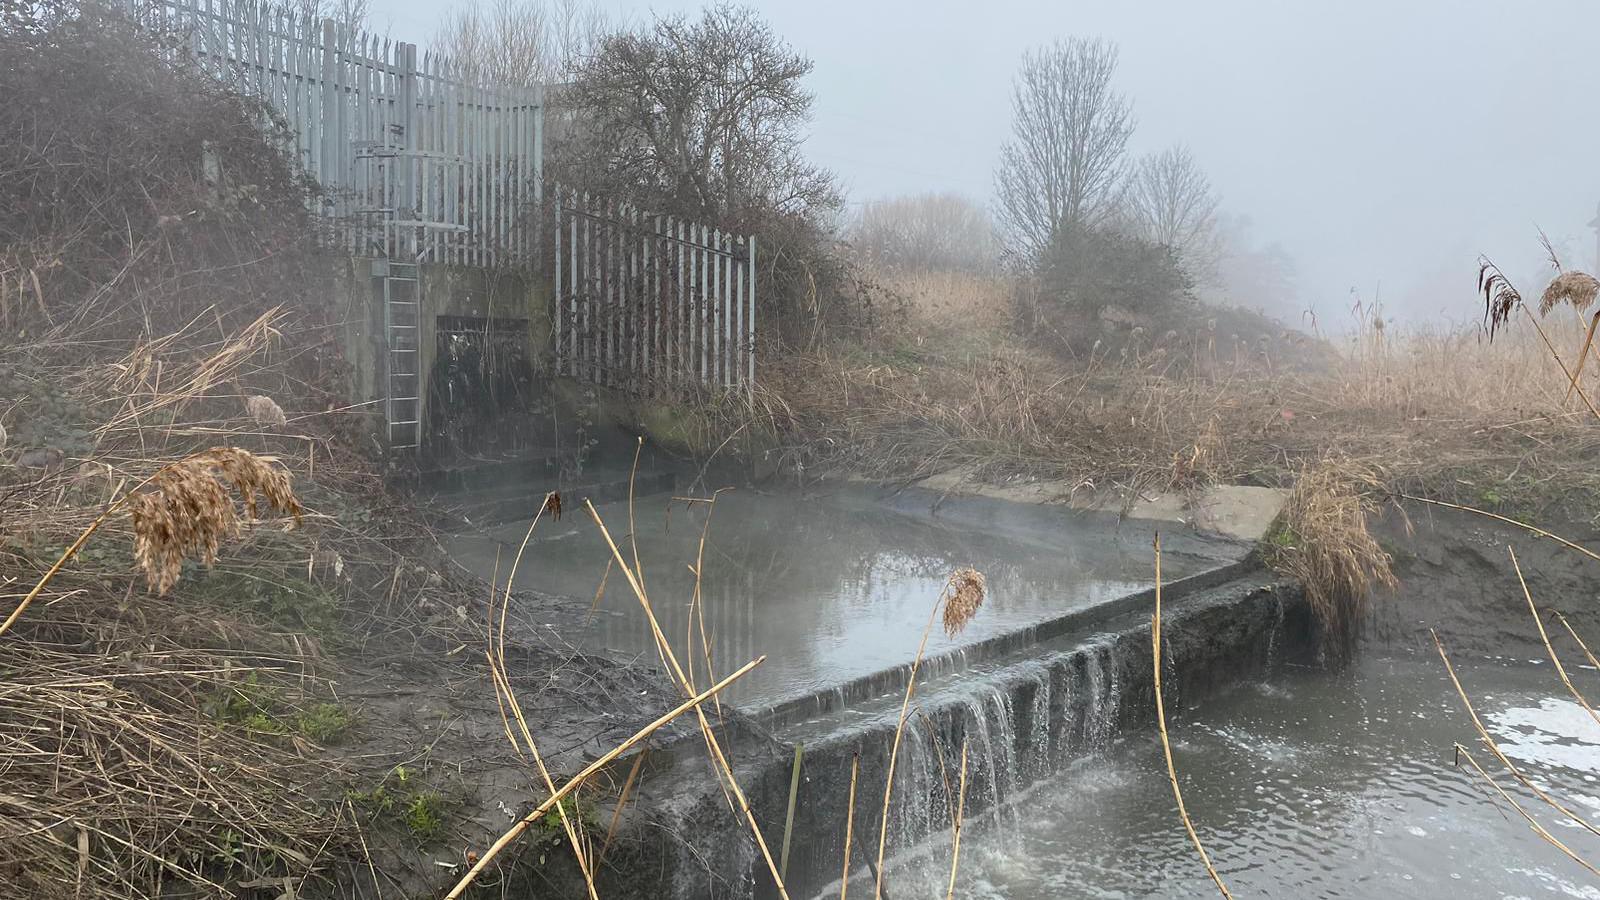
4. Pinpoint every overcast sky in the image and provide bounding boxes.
[374,0,1600,326]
